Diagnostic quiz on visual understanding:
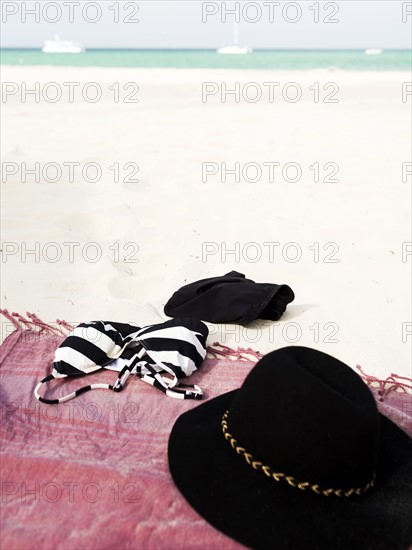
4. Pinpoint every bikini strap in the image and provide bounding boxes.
[34,373,113,404]
[138,363,203,400]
